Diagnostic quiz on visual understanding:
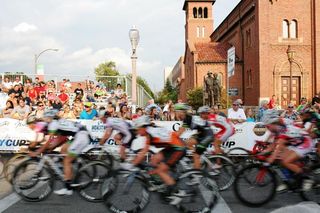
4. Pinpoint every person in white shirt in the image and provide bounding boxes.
[228,100,246,124]
[2,77,13,92]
